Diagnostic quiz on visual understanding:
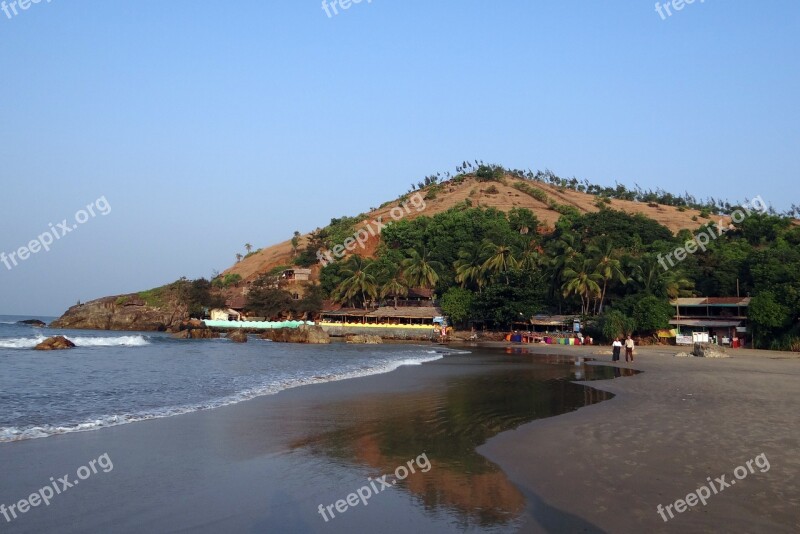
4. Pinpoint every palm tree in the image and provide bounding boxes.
[561,258,603,316]
[454,244,488,292]
[235,253,243,263]
[402,248,442,290]
[545,232,580,310]
[518,239,540,278]
[244,243,253,254]
[332,256,378,308]
[632,255,694,299]
[380,279,408,308]
[588,238,627,314]
[291,231,301,257]
[481,239,519,284]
